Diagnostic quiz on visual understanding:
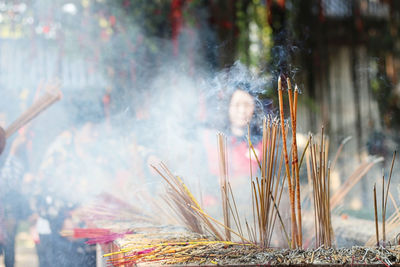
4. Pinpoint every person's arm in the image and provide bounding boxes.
[0,126,5,155]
